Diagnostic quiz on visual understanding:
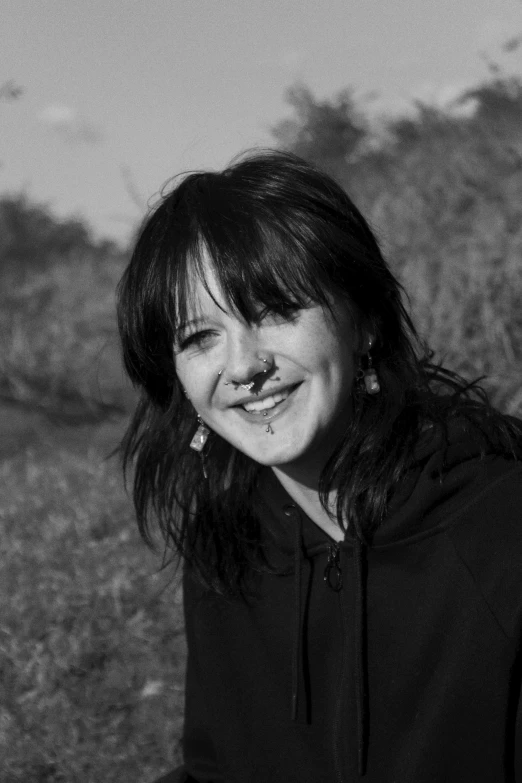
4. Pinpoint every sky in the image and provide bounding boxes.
[1,0,522,245]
